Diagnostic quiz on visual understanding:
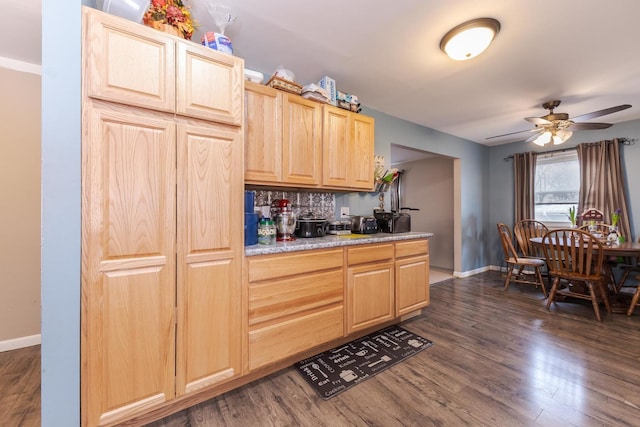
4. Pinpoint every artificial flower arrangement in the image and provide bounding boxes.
[143,0,197,40]
[567,206,577,226]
